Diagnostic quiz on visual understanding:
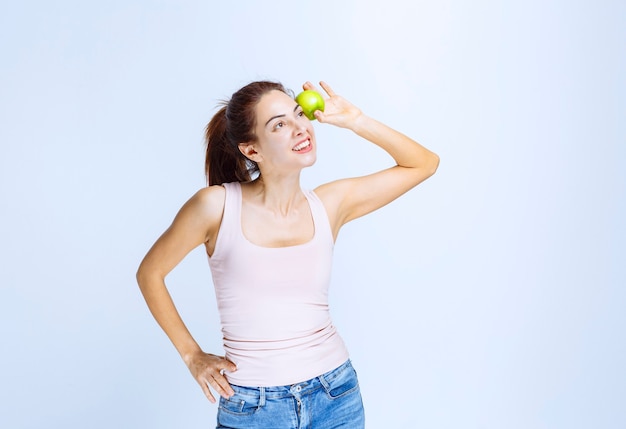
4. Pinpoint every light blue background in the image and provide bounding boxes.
[1,1,624,428]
